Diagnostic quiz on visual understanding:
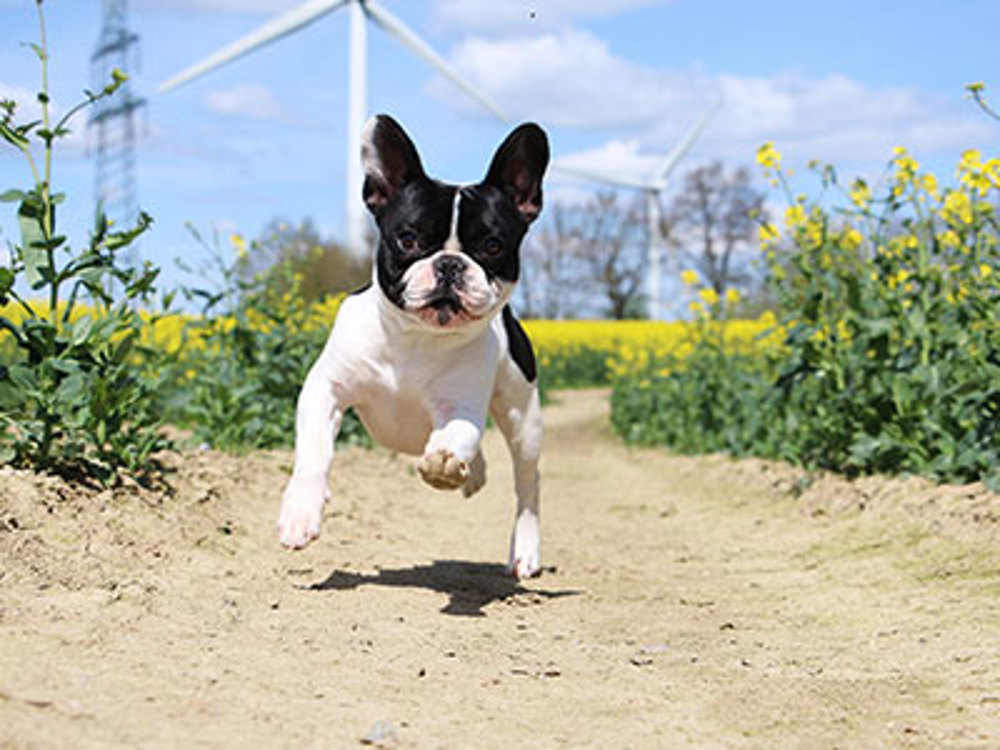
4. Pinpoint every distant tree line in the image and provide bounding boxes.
[517,160,768,319]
